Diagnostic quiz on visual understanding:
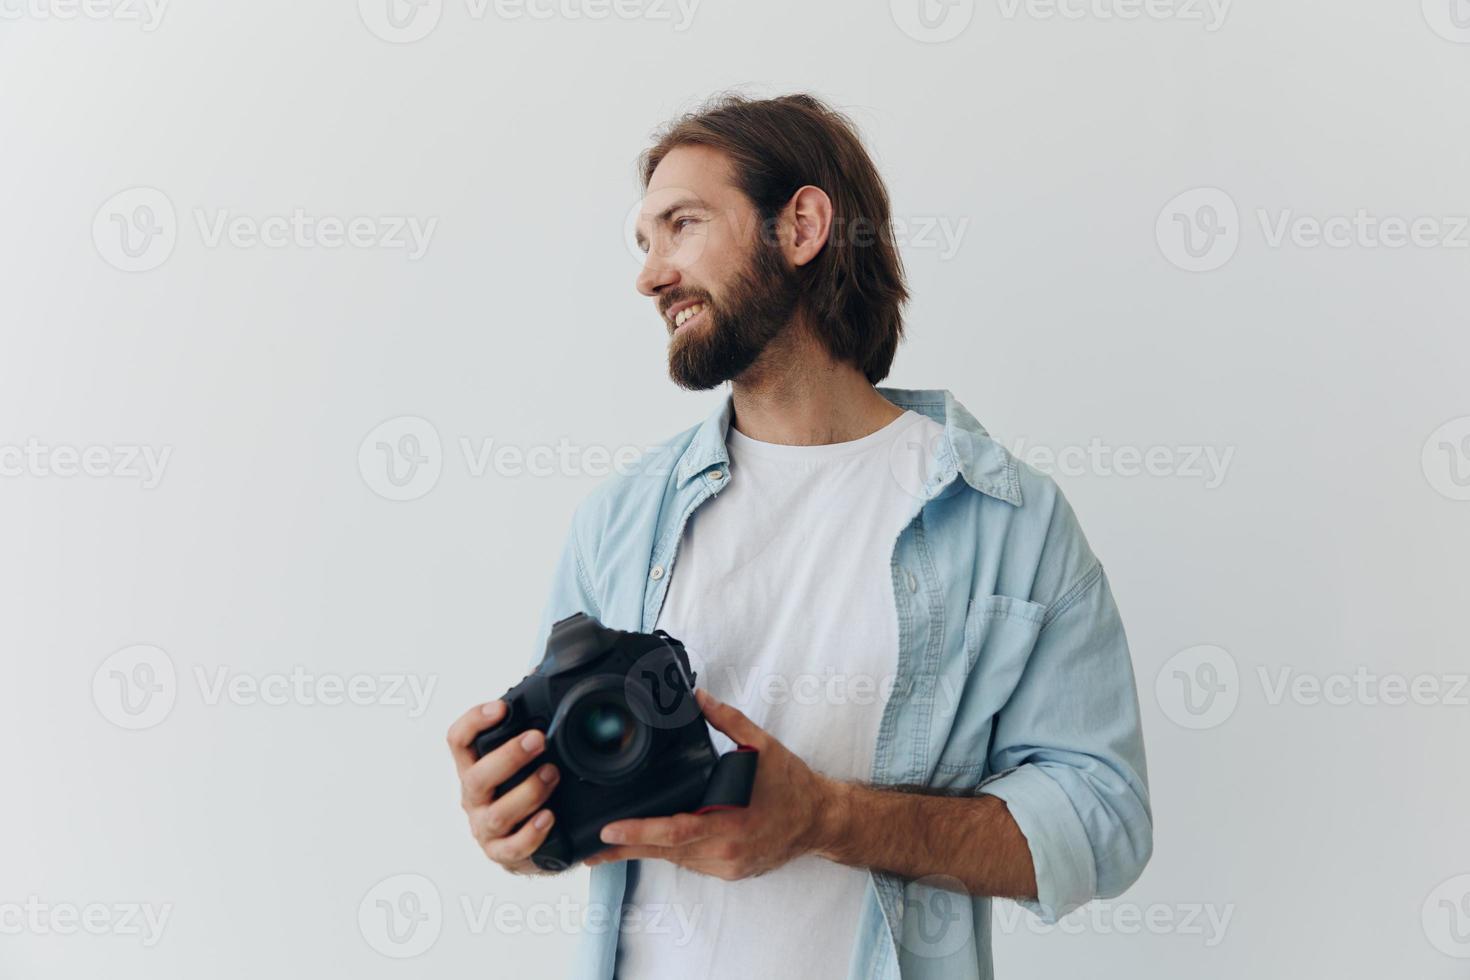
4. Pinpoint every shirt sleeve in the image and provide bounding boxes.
[525,509,601,673]
[977,561,1153,922]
